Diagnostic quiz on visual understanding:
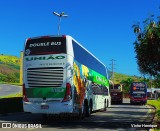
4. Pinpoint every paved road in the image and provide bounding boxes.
[0,84,22,97]
[0,99,155,131]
